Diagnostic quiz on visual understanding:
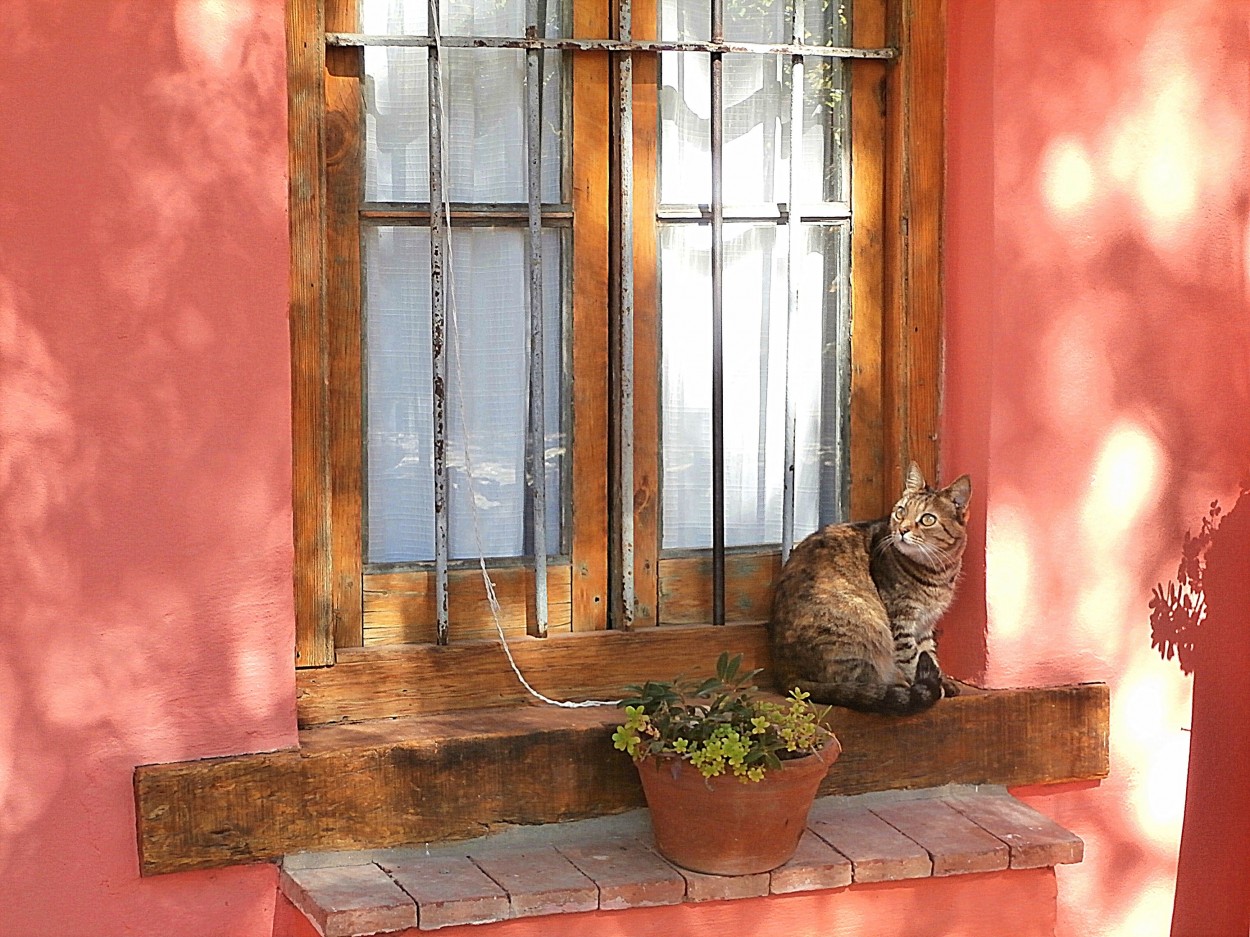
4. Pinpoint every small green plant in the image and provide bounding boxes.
[612,652,836,783]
